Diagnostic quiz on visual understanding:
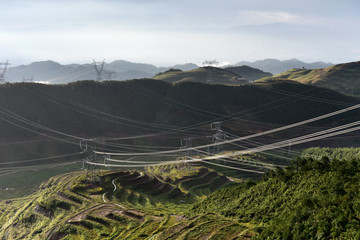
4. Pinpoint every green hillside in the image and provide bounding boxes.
[3,148,360,239]
[0,166,254,240]
[258,61,360,96]
[190,152,360,239]
[1,79,360,202]
[154,66,272,84]
[225,66,272,82]
[153,67,243,85]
